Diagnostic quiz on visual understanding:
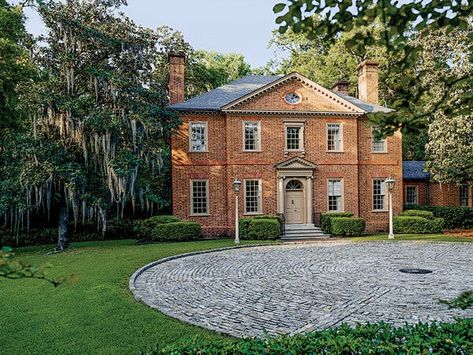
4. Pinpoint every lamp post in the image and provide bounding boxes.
[385,177,396,240]
[232,178,242,244]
